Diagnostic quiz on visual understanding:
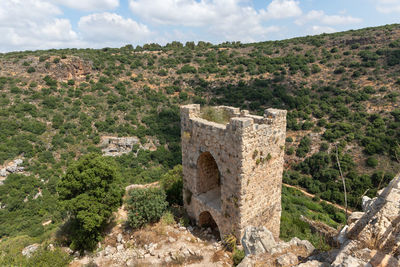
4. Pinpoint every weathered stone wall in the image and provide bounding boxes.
[180,104,286,240]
